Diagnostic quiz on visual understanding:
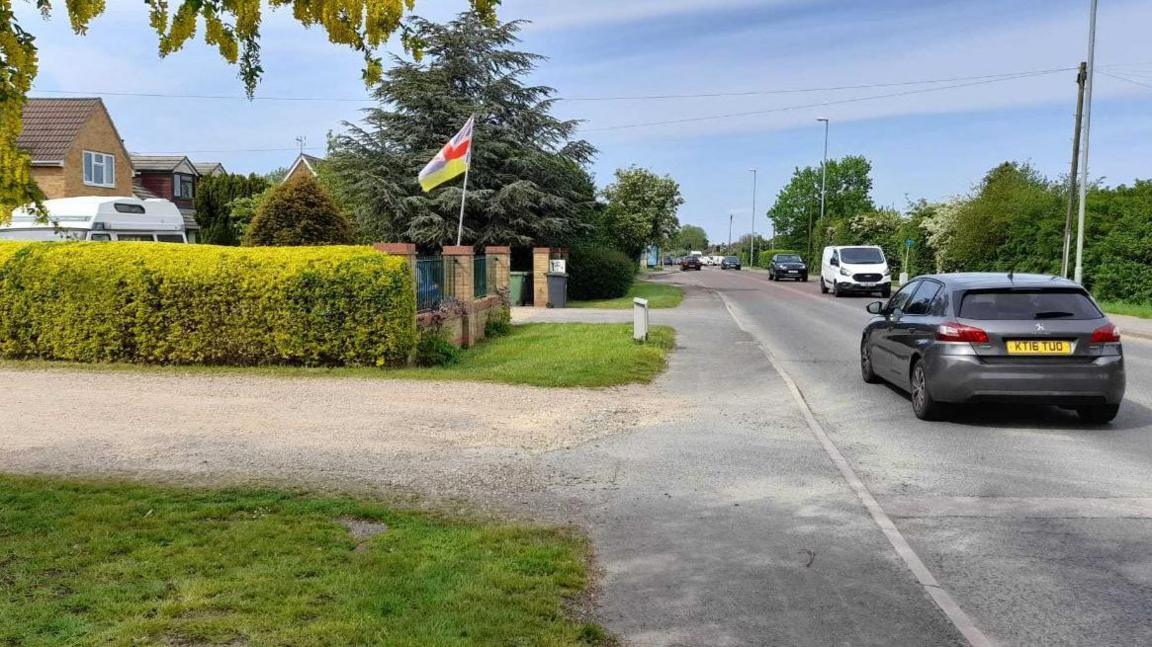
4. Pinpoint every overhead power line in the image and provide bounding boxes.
[581,69,1064,133]
[30,66,1079,104]
[1100,71,1152,90]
